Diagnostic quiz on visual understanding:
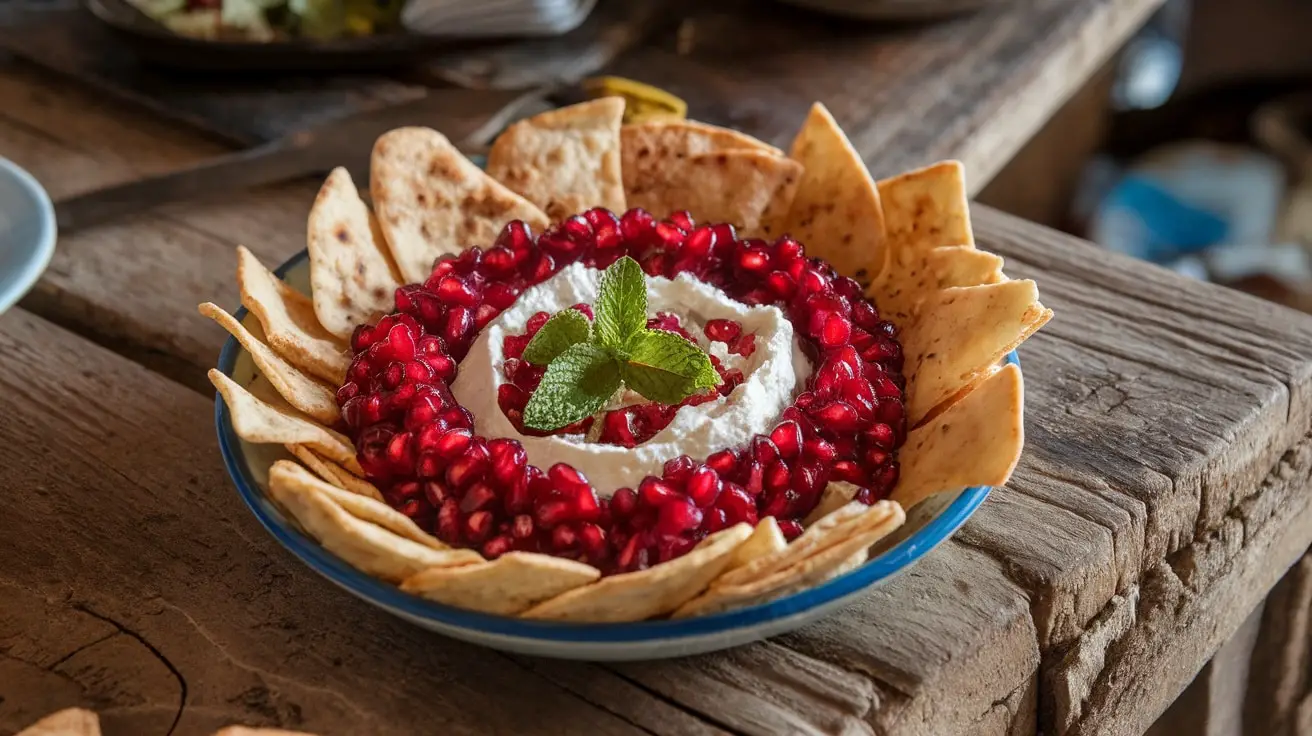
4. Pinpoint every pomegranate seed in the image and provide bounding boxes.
[640,477,680,506]
[611,488,637,518]
[460,483,498,513]
[778,520,804,541]
[770,421,803,459]
[704,318,742,343]
[552,524,579,551]
[687,466,722,507]
[464,511,494,543]
[482,535,513,558]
